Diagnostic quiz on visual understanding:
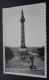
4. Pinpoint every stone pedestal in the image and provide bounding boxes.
[20,48,27,59]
